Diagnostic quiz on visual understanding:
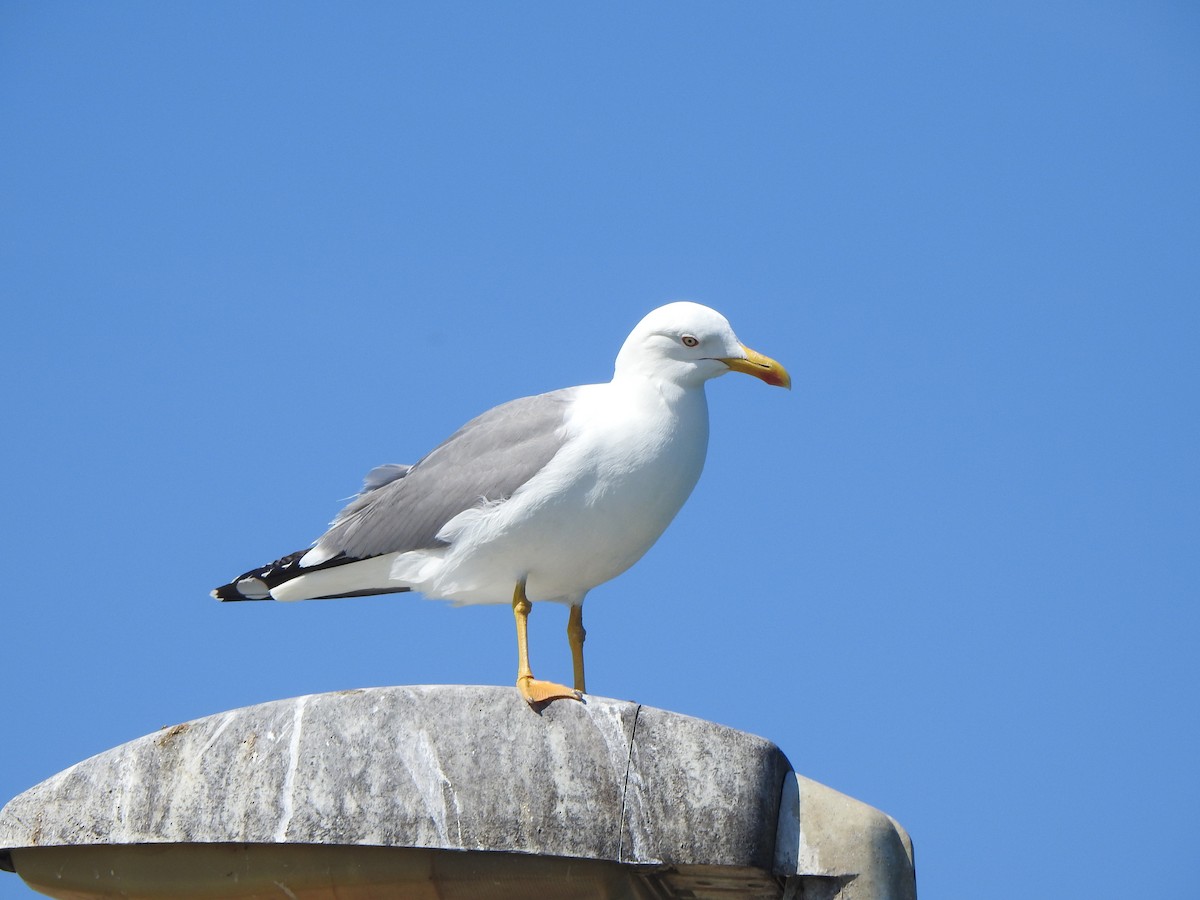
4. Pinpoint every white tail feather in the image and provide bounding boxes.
[271,553,403,601]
